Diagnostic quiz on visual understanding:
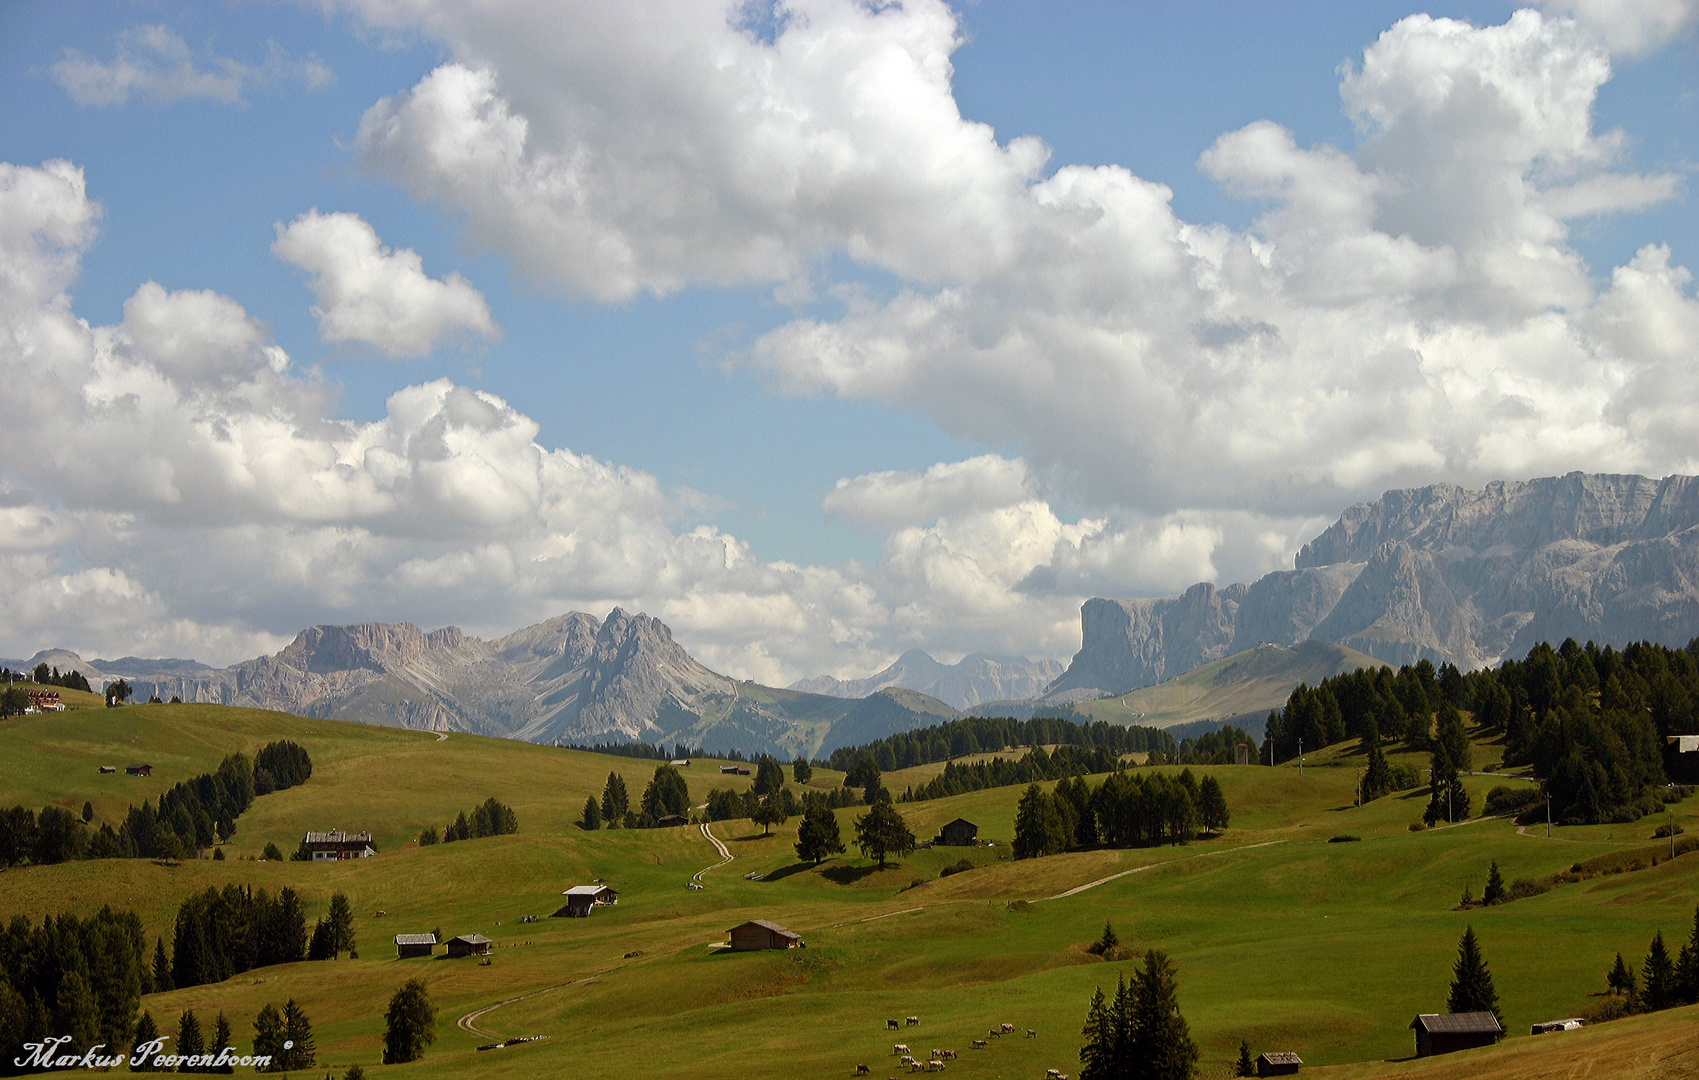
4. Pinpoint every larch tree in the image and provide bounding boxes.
[1446,926,1502,1027]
